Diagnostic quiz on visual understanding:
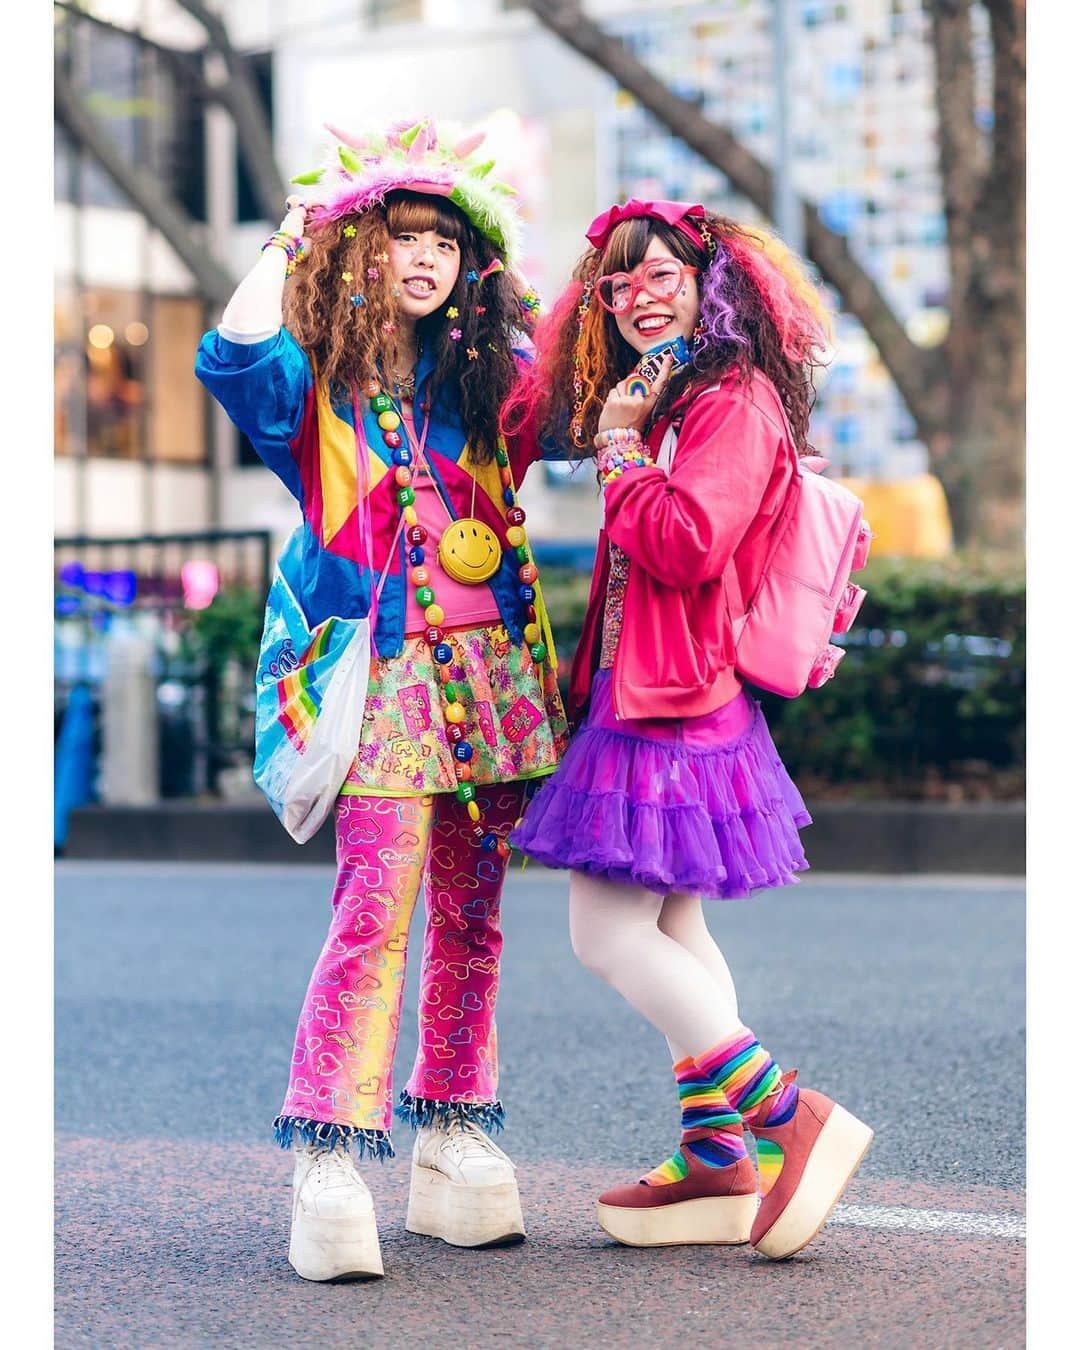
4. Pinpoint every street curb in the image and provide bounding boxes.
[63,800,1024,874]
